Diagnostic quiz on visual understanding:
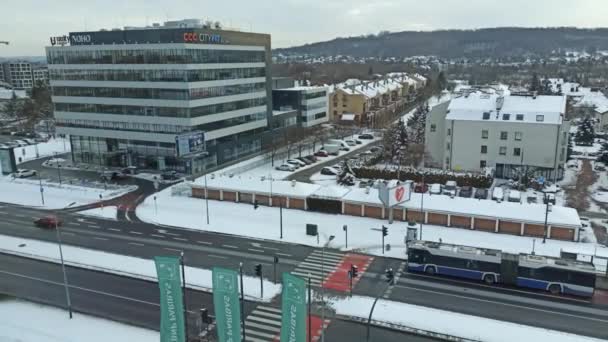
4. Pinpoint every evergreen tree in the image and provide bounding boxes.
[437,71,448,91]
[566,137,574,161]
[575,117,595,146]
[407,104,428,144]
[31,80,52,116]
[530,73,540,92]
